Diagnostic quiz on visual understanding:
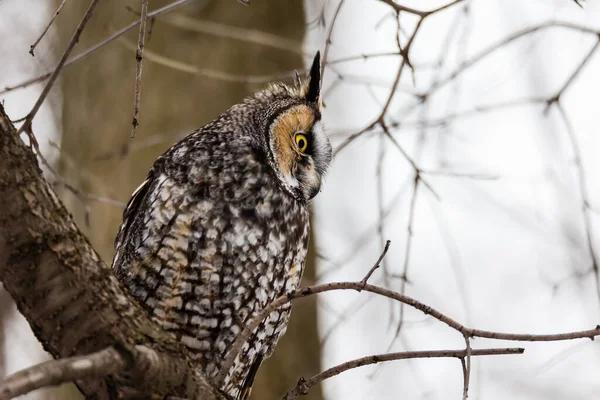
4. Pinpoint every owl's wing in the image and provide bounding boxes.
[112,172,153,268]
